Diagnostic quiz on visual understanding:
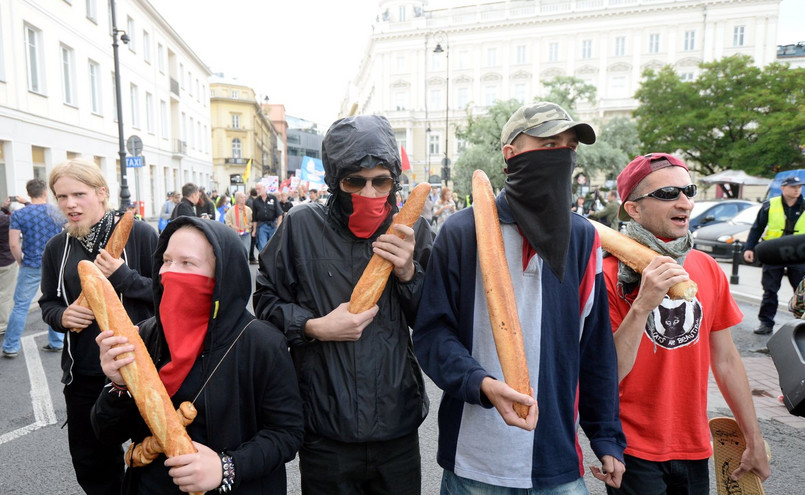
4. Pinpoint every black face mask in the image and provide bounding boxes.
[504,147,575,281]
